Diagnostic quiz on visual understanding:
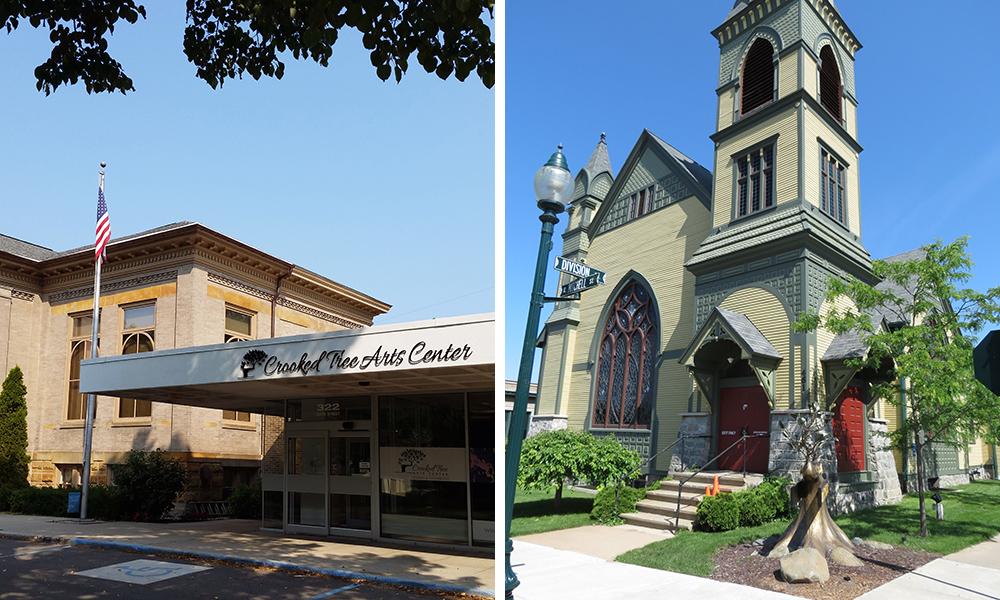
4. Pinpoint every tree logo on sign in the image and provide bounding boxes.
[240,350,268,378]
